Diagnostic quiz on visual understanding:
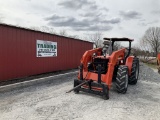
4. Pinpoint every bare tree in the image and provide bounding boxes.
[68,35,79,39]
[89,31,103,48]
[48,27,56,34]
[131,45,146,57]
[142,27,160,56]
[29,26,56,34]
[139,37,151,59]
[41,26,50,32]
[40,26,56,34]
[30,26,40,31]
[59,29,67,36]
